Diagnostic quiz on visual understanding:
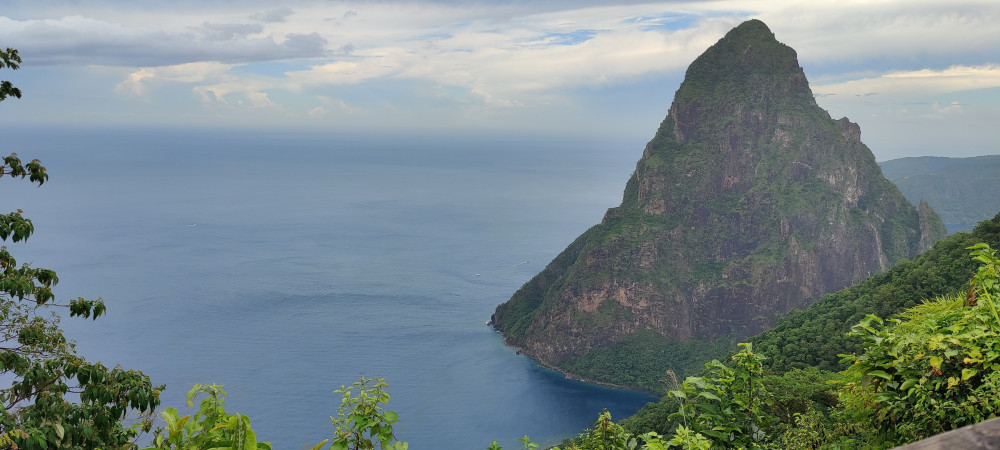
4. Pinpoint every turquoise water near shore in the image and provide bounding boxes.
[6,128,656,448]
